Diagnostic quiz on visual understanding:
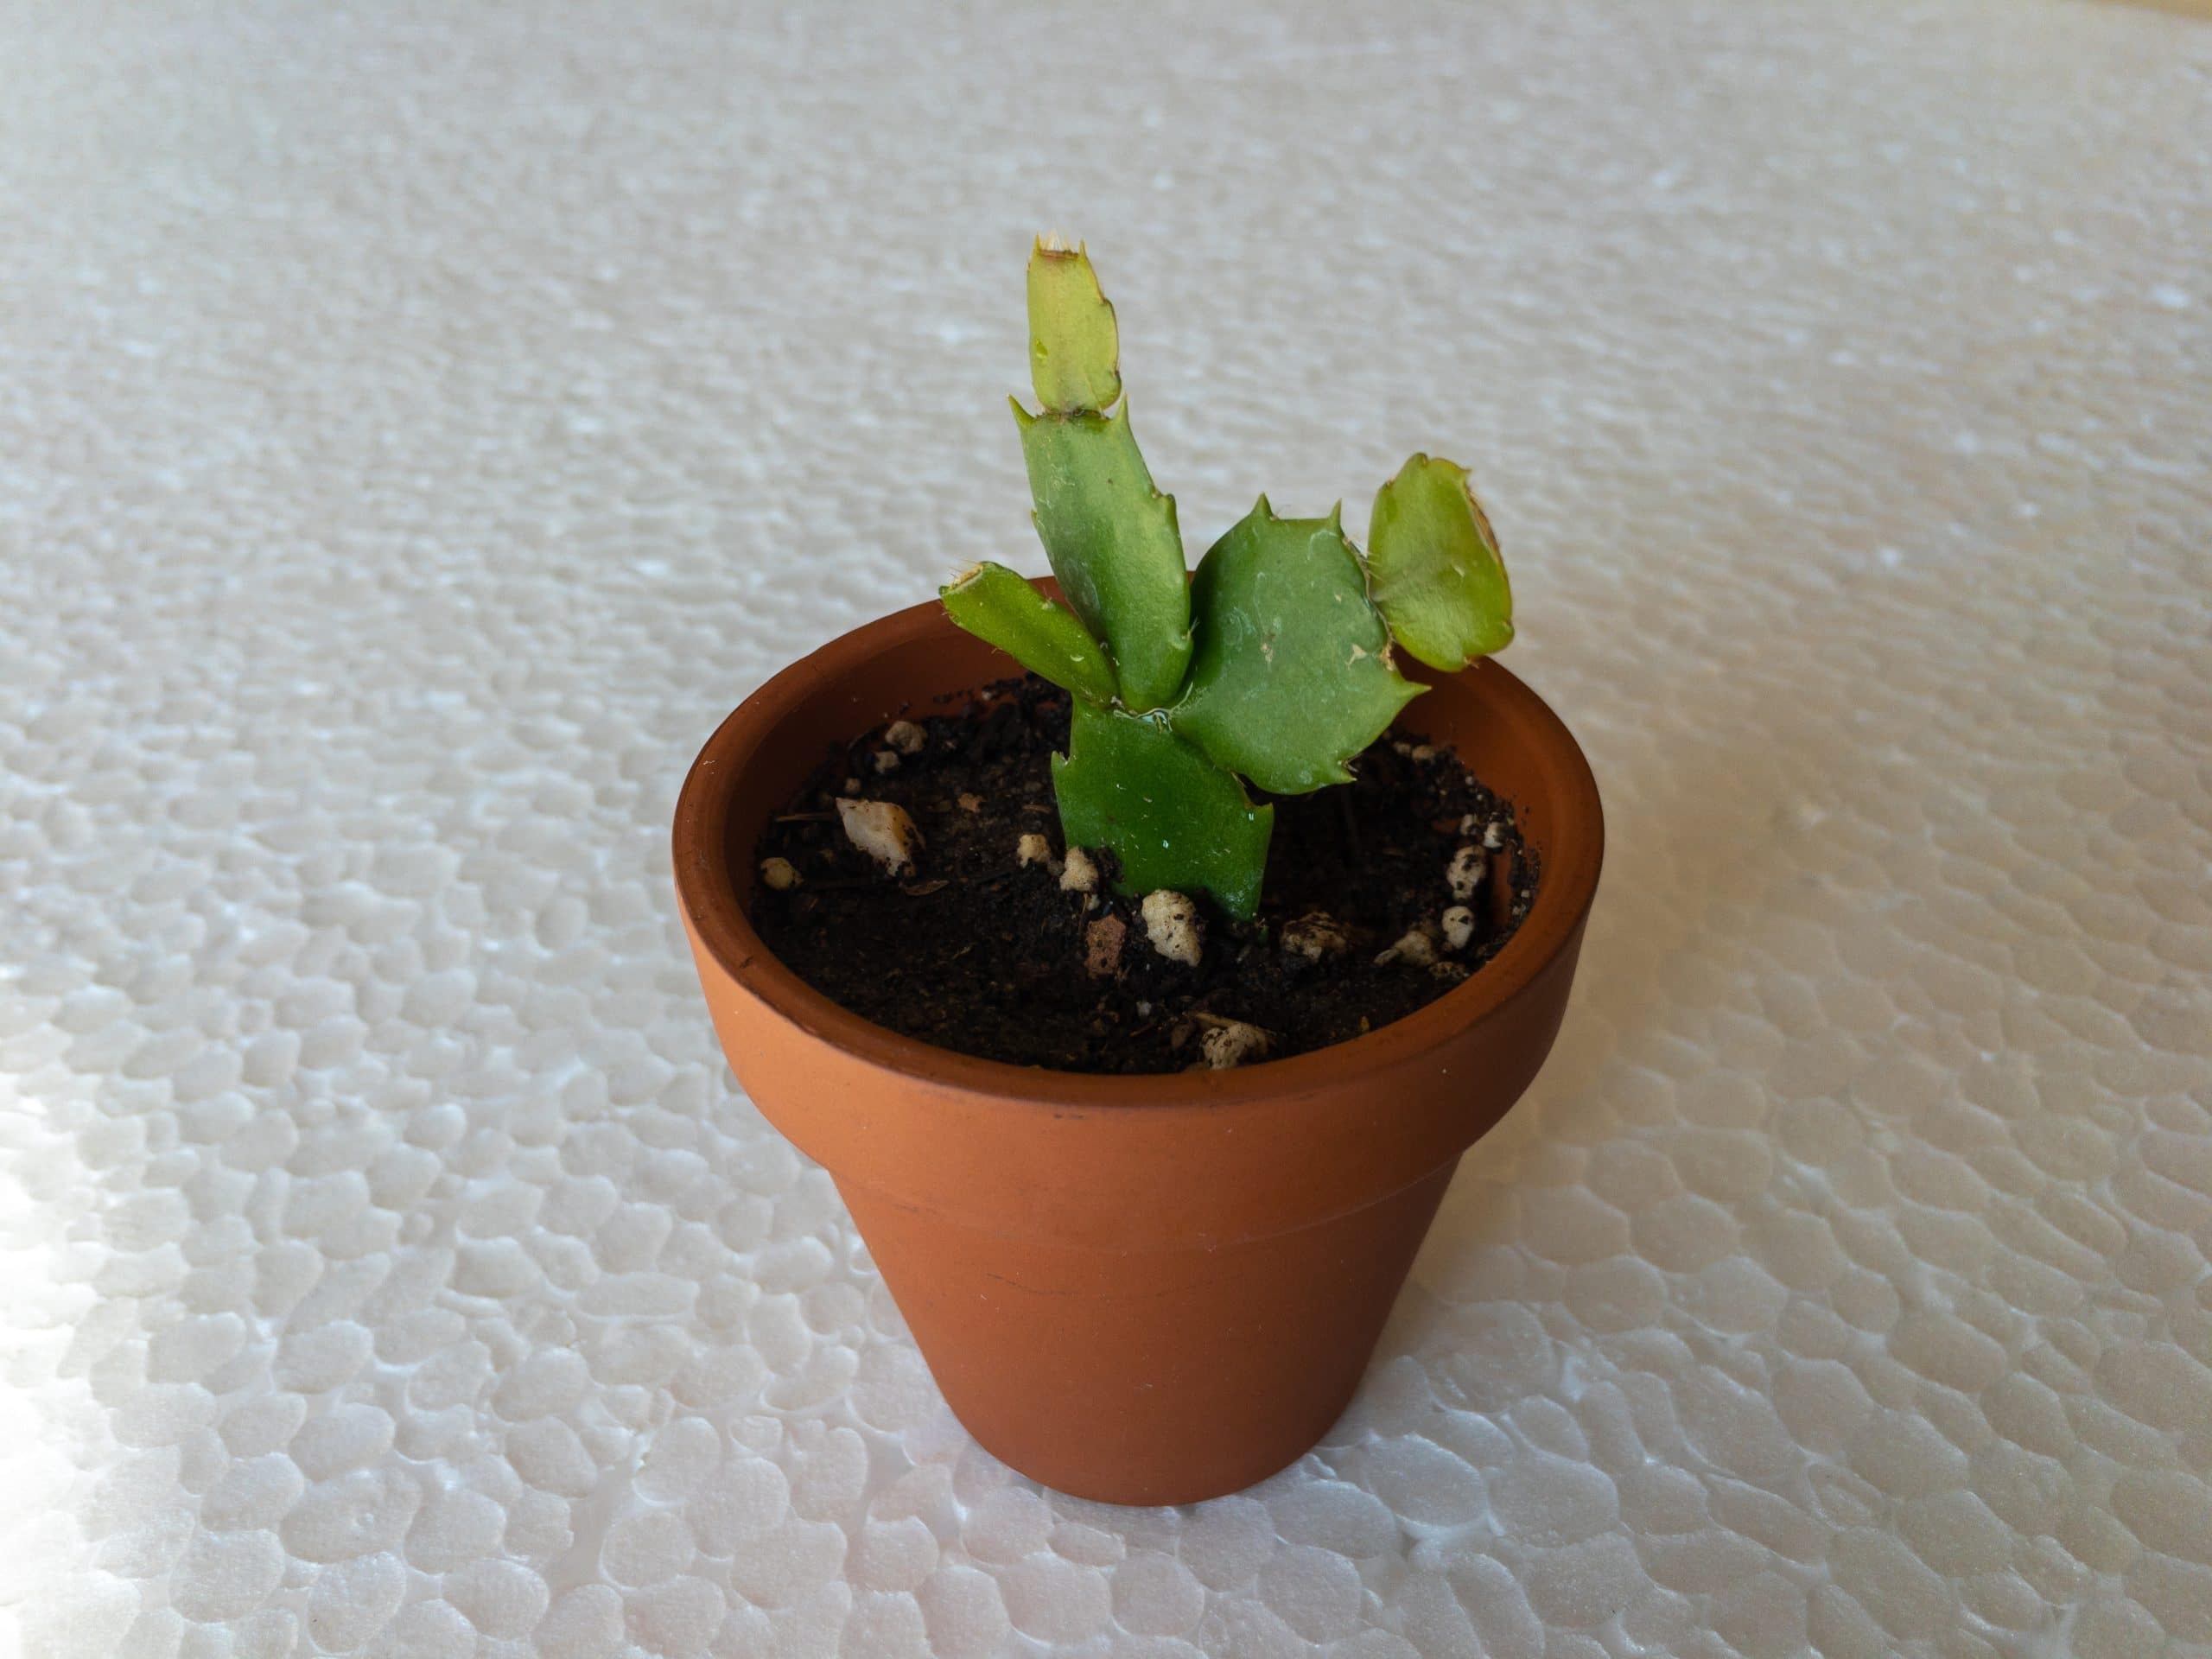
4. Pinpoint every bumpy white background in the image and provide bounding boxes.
[3,3,2209,1655]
